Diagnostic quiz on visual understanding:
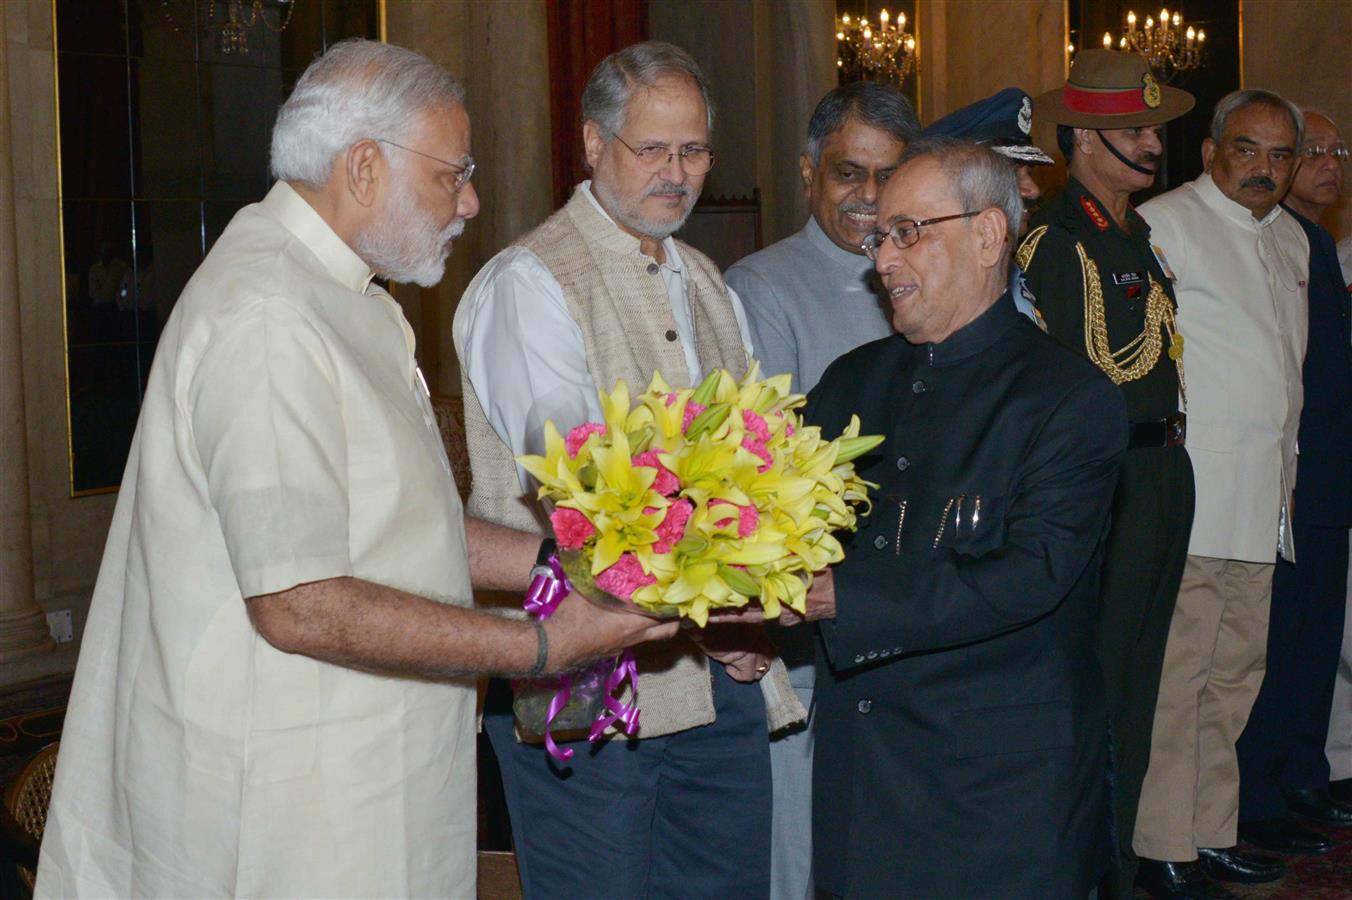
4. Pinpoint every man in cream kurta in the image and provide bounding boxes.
[1132,90,1309,891]
[39,181,480,898]
[35,41,678,900]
